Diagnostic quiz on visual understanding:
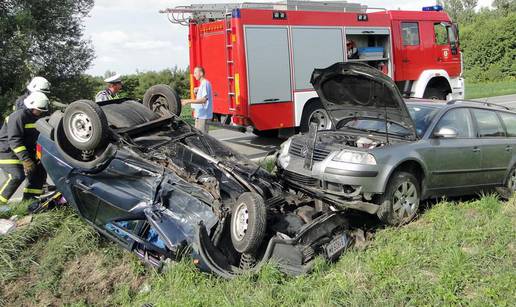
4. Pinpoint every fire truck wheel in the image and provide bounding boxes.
[252,129,278,138]
[423,87,447,100]
[143,84,182,117]
[300,99,331,133]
